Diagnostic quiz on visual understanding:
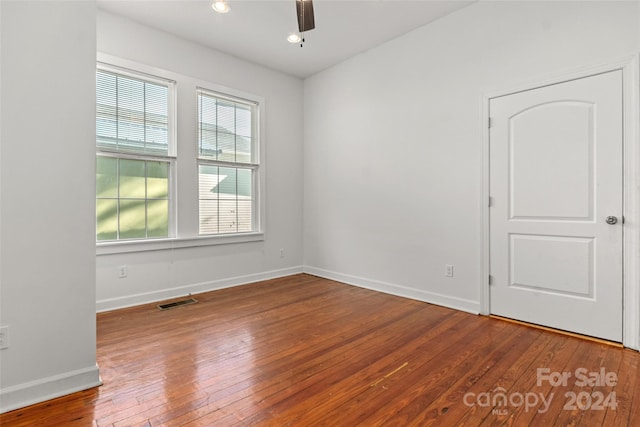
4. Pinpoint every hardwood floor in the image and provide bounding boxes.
[1,274,639,426]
